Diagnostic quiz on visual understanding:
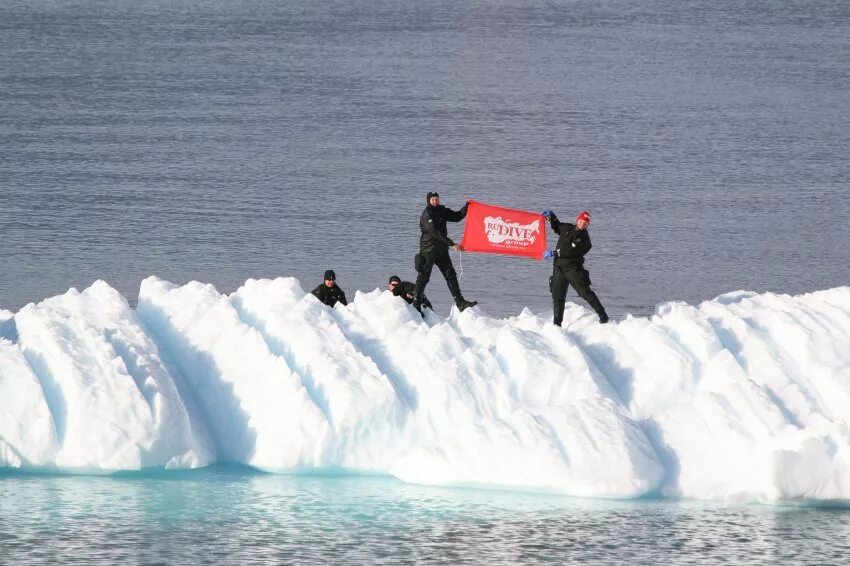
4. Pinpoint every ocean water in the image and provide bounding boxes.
[2,468,850,565]
[1,0,849,317]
